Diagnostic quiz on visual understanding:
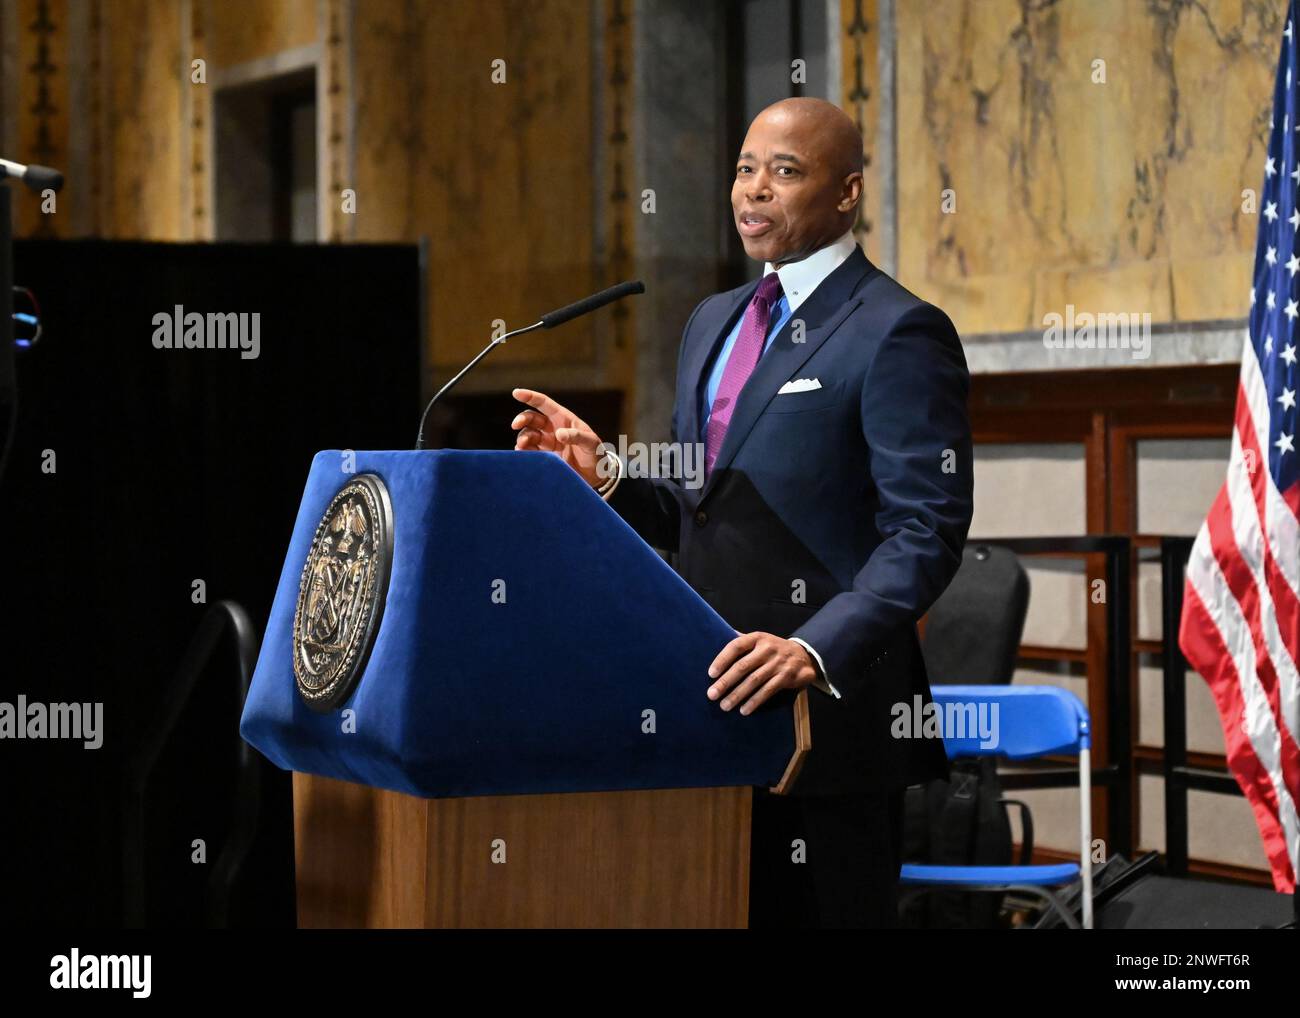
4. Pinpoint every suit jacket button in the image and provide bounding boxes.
[694,510,708,527]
